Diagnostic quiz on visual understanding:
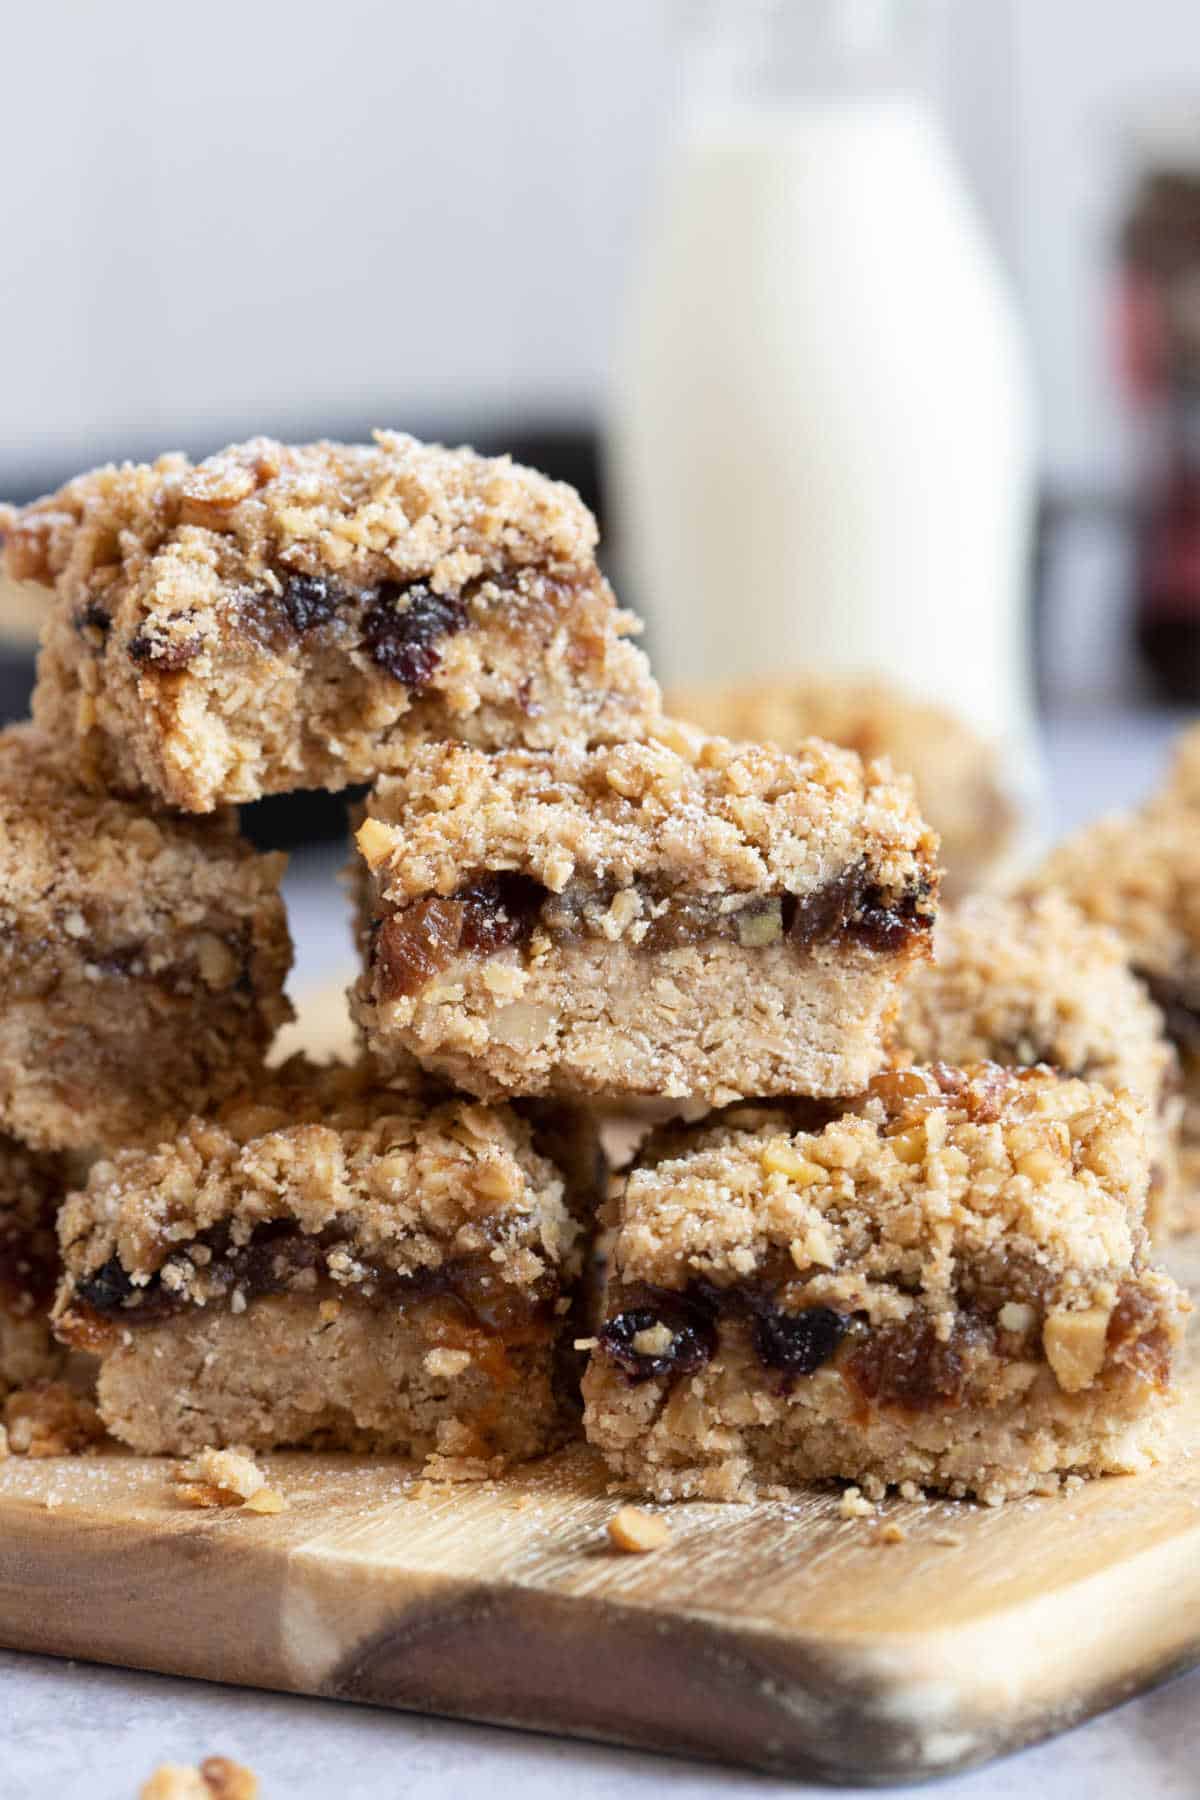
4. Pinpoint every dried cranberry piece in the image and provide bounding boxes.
[281,573,340,632]
[75,1257,137,1314]
[361,583,469,687]
[750,1304,848,1375]
[598,1292,718,1384]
